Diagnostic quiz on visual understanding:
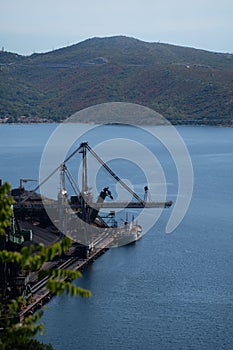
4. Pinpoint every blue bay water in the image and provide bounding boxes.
[0,124,233,349]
